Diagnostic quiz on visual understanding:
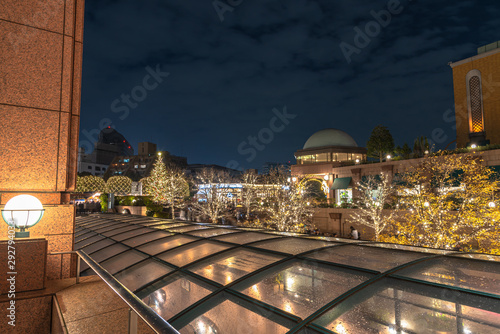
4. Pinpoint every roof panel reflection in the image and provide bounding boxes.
[158,240,231,267]
[236,261,374,318]
[306,245,430,272]
[252,237,336,255]
[140,273,215,321]
[213,232,281,244]
[314,278,500,334]
[188,249,284,285]
[179,298,290,334]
